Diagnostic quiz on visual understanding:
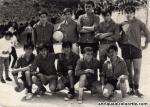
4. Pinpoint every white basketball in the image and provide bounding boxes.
[53,31,64,42]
